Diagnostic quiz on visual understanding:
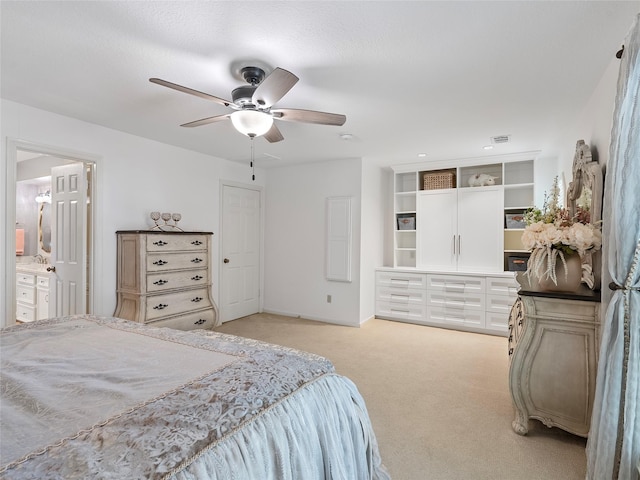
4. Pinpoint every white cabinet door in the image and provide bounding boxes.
[417,190,457,270]
[457,187,503,272]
